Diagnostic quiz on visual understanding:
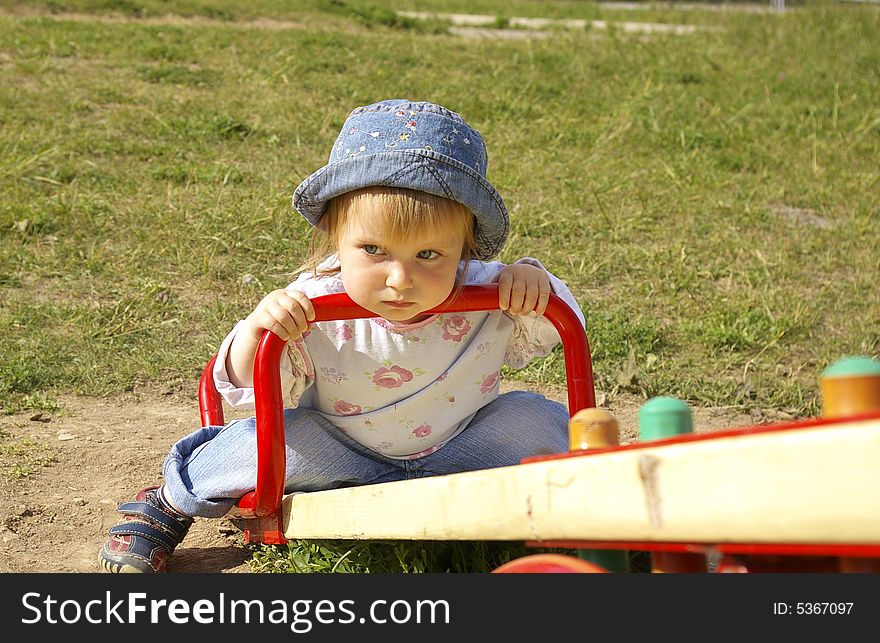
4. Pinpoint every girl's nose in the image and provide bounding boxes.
[386,262,414,290]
